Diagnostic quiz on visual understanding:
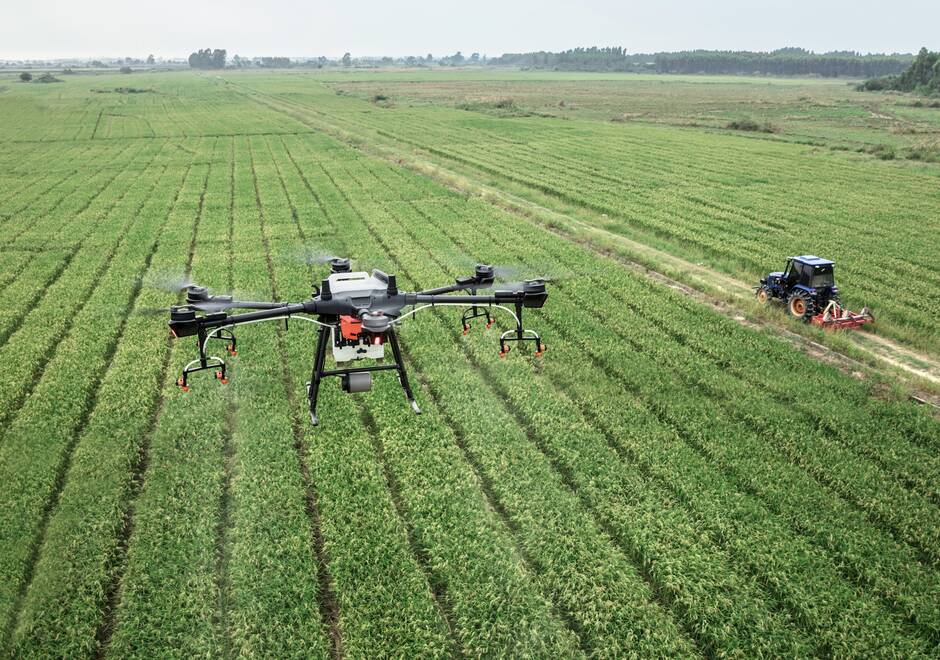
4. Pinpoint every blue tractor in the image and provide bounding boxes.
[756,255,841,321]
